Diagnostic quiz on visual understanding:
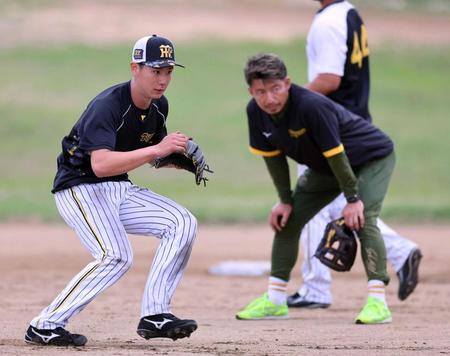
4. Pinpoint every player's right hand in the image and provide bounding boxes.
[157,132,189,157]
[269,202,292,232]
